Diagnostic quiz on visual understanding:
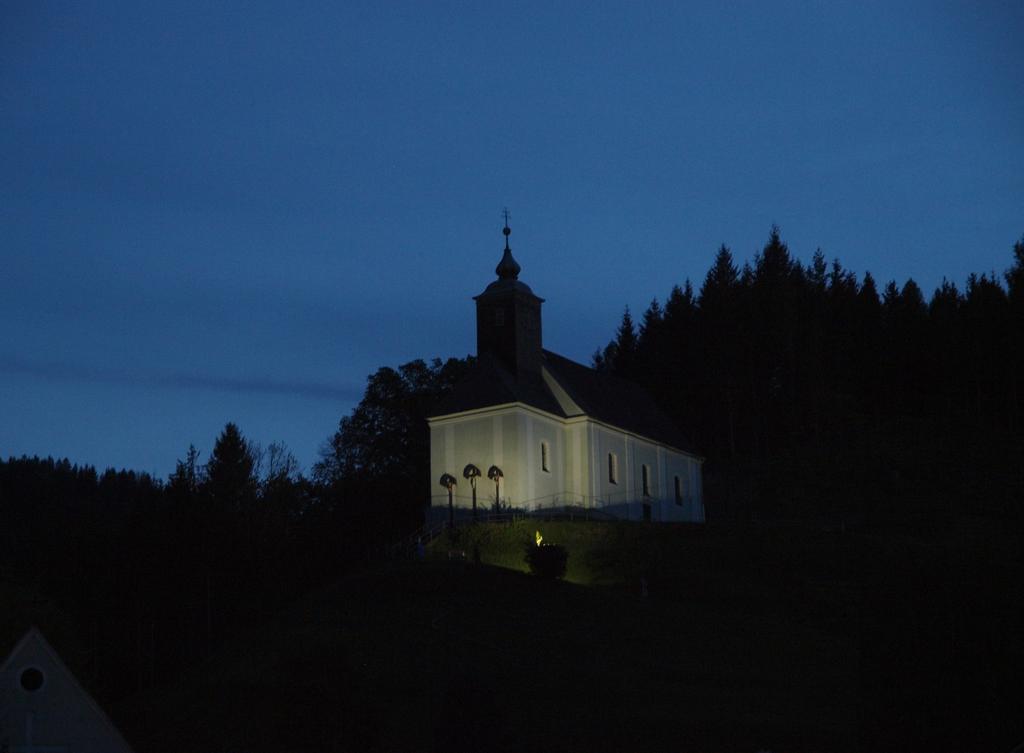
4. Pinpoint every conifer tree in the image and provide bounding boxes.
[636,298,665,389]
[963,273,1010,422]
[756,224,794,281]
[858,271,880,308]
[609,307,638,379]
[1005,237,1024,425]
[639,298,663,340]
[1005,236,1024,305]
[168,445,201,499]
[807,248,828,291]
[698,246,743,459]
[664,280,695,321]
[699,245,739,307]
[204,423,257,514]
